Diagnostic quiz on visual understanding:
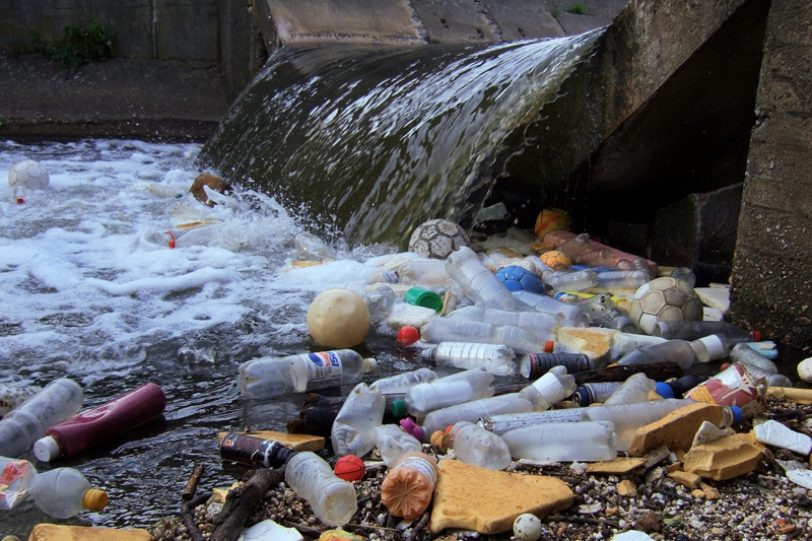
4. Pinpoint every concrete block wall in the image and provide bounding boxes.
[731,0,812,355]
